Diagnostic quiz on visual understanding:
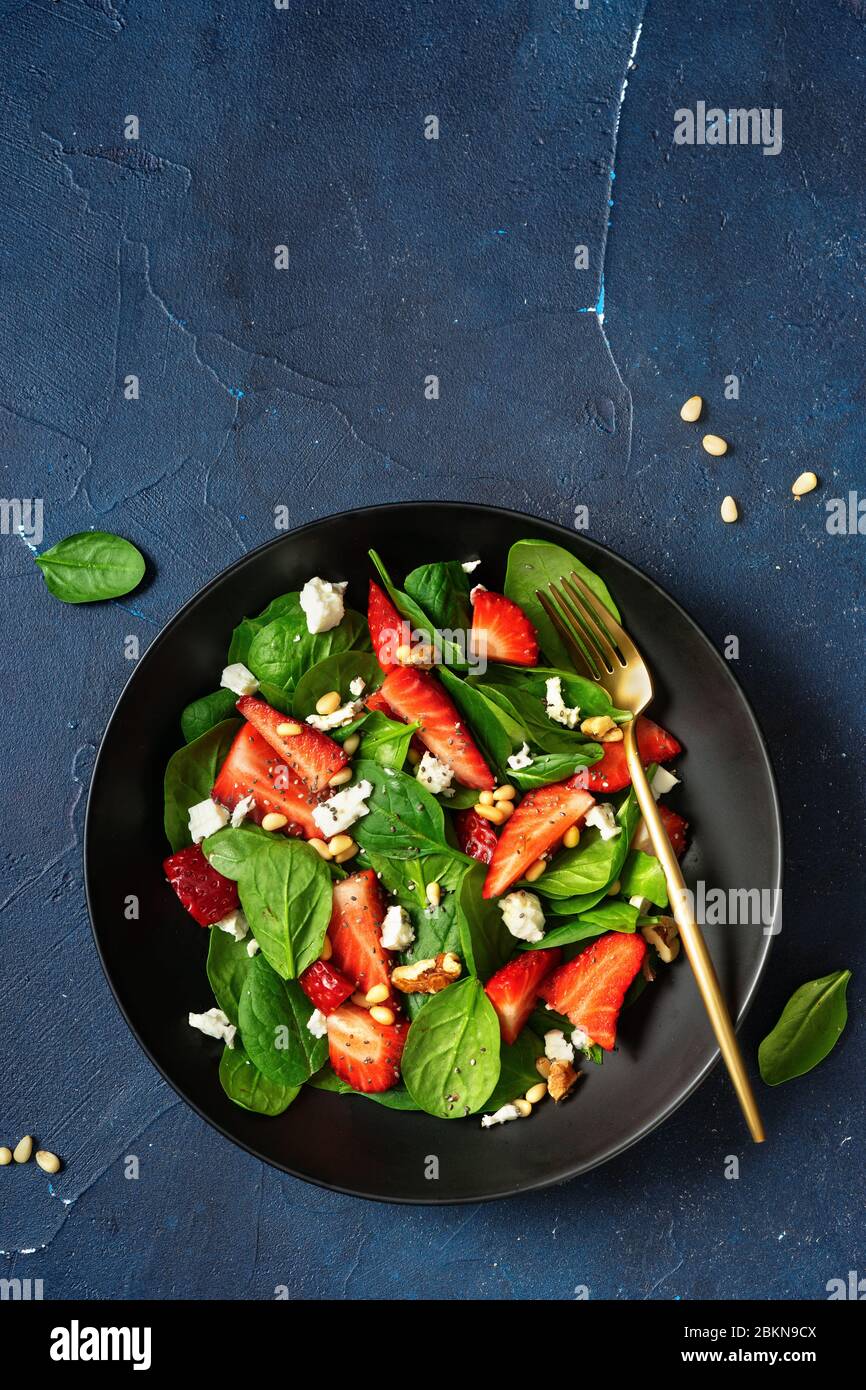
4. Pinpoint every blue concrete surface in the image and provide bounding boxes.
[1,0,863,1299]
